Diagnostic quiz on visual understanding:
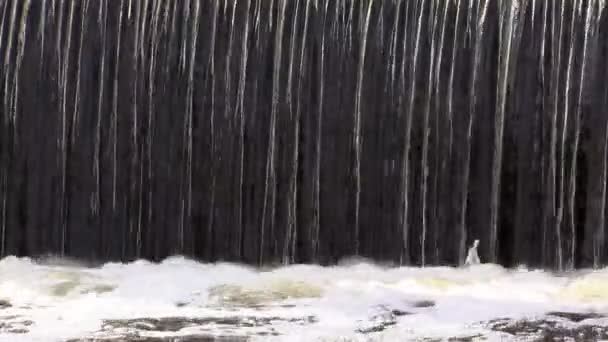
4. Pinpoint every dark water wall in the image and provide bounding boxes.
[1,0,608,270]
